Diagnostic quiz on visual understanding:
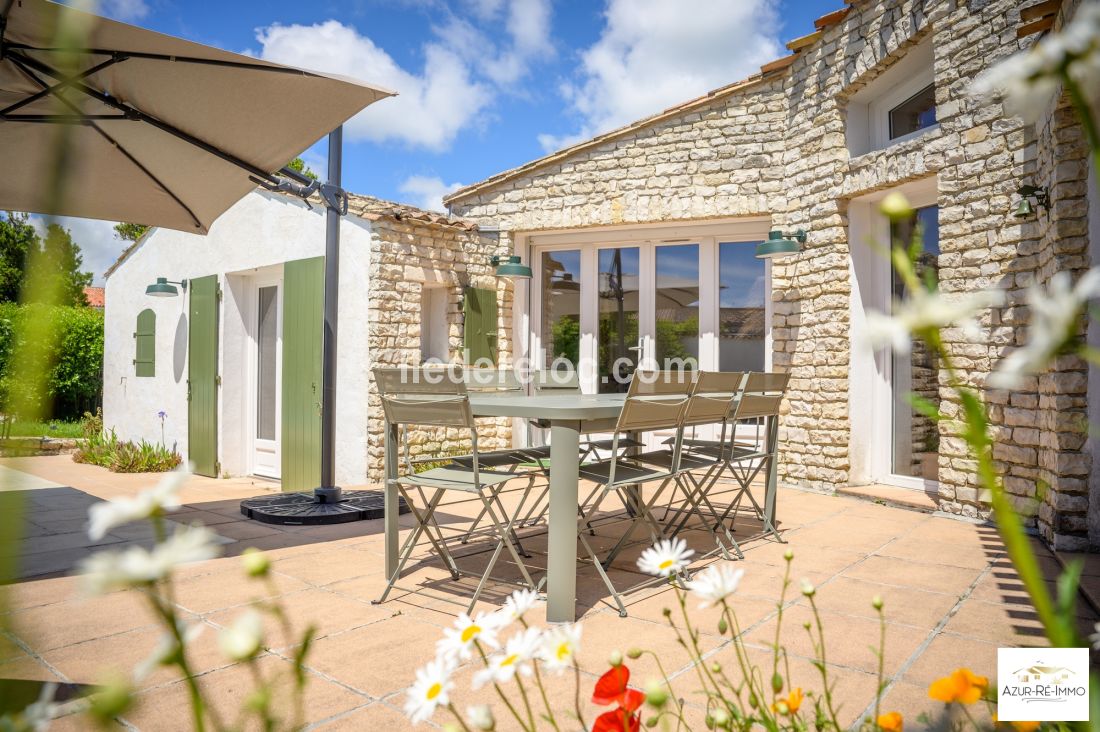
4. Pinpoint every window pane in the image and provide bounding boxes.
[655,244,699,368]
[540,250,581,369]
[889,84,937,139]
[256,286,278,441]
[598,247,639,392]
[890,205,939,481]
[718,243,766,372]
